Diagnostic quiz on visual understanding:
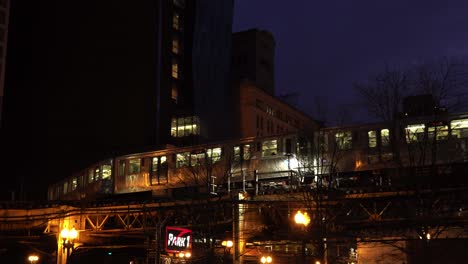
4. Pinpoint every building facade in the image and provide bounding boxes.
[0,0,234,200]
